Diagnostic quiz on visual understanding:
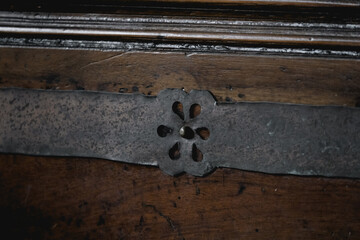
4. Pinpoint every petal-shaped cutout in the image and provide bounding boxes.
[172,101,184,120]
[180,126,195,139]
[189,104,201,119]
[169,142,181,160]
[157,125,173,137]
[196,127,210,140]
[192,143,203,162]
